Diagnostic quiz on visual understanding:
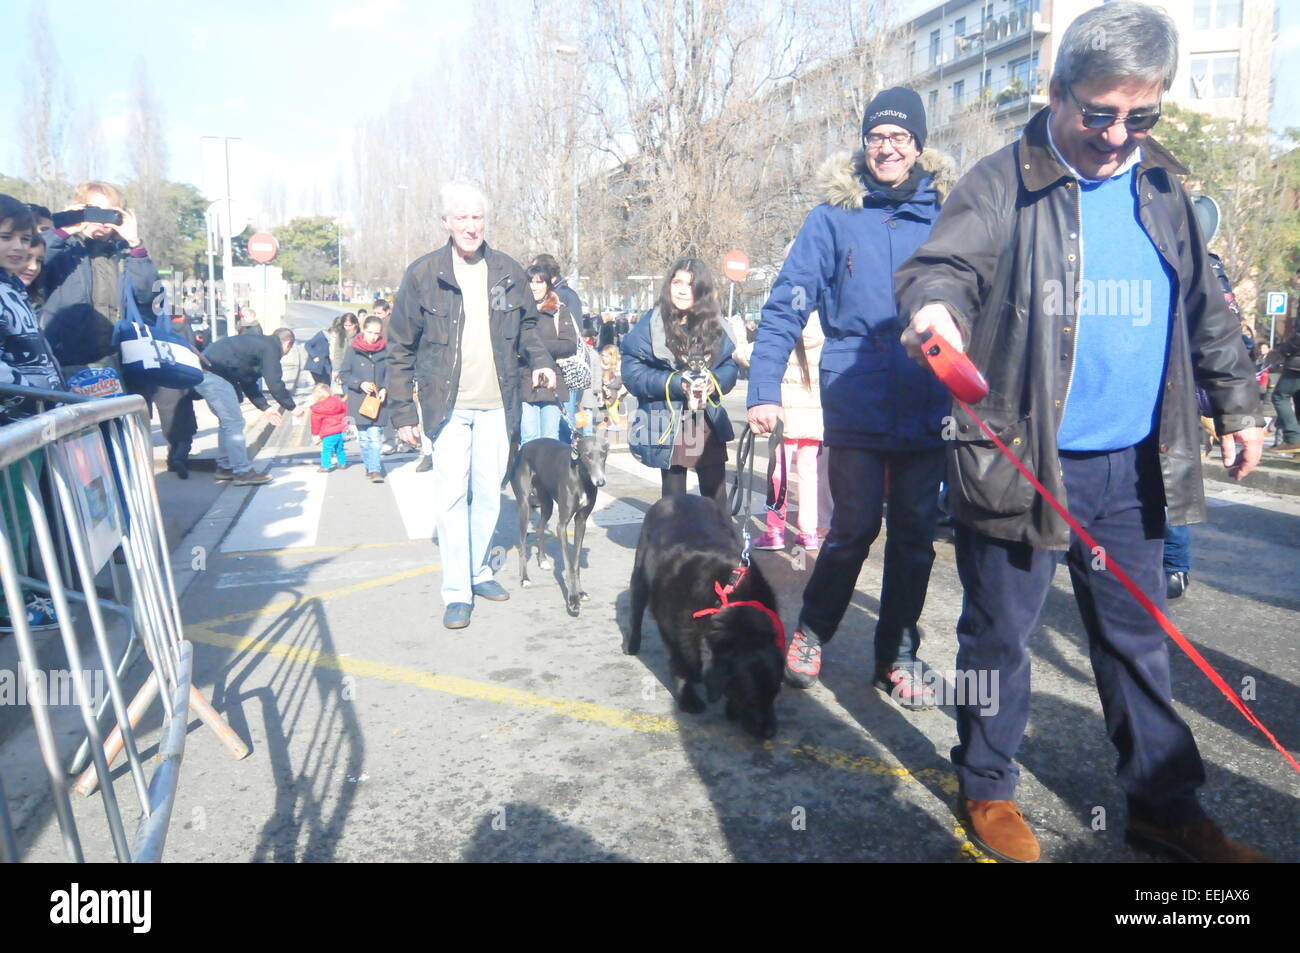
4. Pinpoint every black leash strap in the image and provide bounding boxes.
[730,418,786,524]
